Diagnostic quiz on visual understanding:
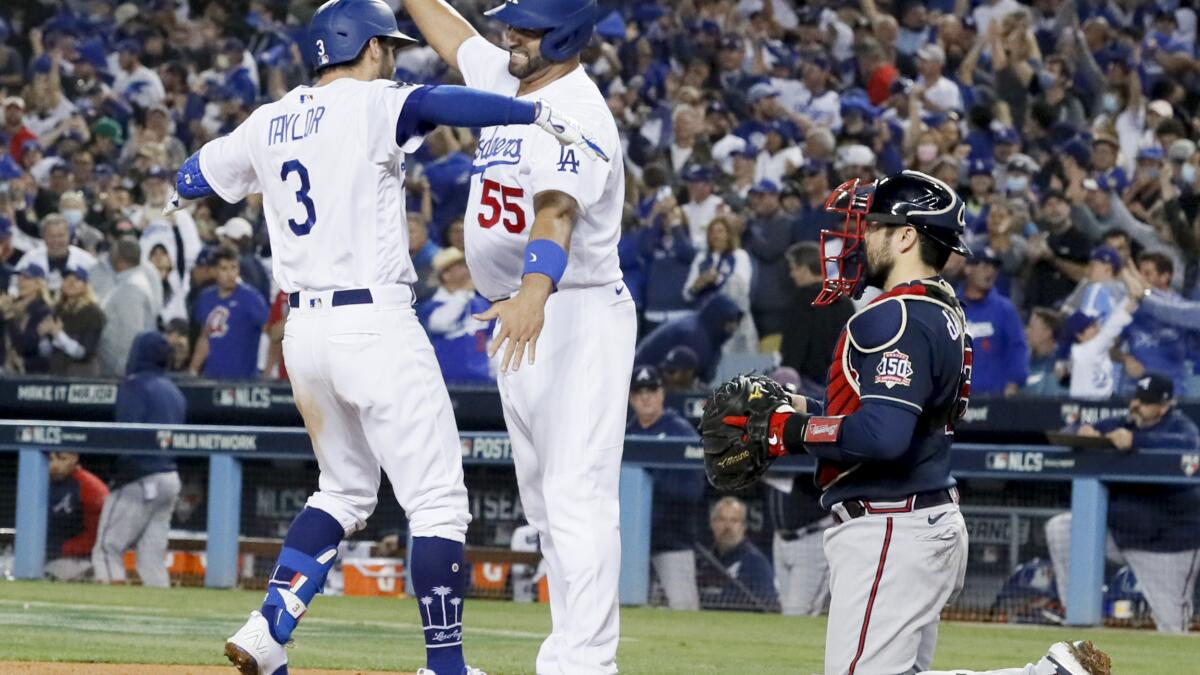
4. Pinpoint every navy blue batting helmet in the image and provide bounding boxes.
[816,170,969,305]
[867,170,970,255]
[485,0,598,62]
[306,0,416,71]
